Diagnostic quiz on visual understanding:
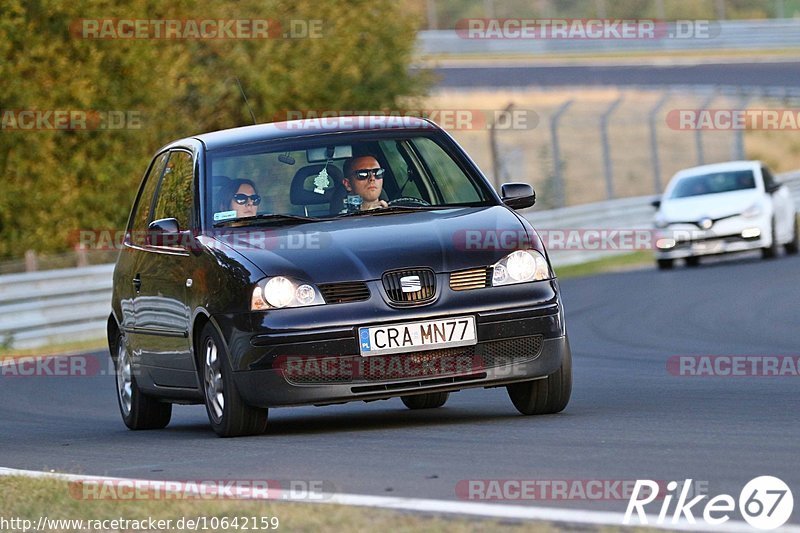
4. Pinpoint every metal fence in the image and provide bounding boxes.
[436,86,800,210]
